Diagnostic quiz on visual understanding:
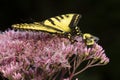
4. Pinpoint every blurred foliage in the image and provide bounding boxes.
[0,0,120,80]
